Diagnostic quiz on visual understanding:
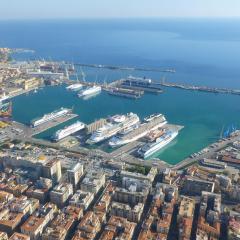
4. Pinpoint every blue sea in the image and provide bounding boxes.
[1,18,240,164]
